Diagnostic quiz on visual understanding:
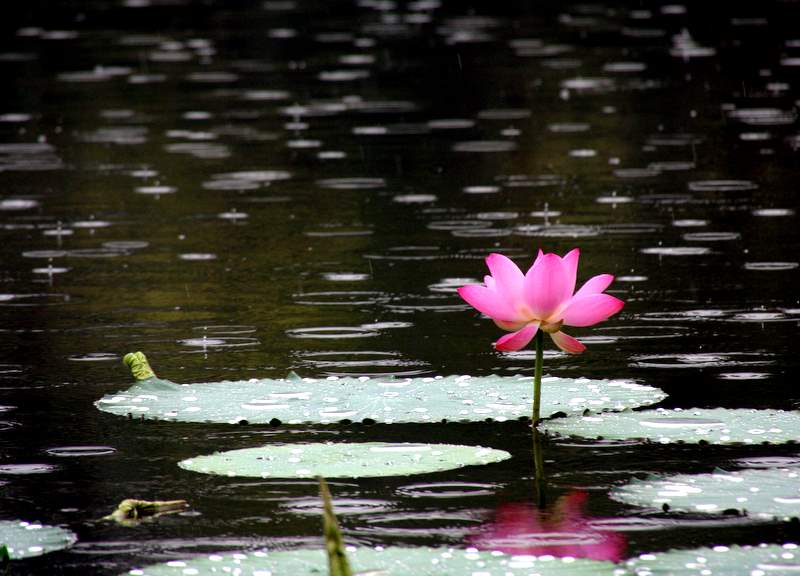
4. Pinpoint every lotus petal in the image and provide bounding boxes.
[573,274,615,299]
[524,253,572,318]
[561,294,624,327]
[550,330,587,354]
[486,253,525,305]
[457,285,521,322]
[495,322,539,351]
